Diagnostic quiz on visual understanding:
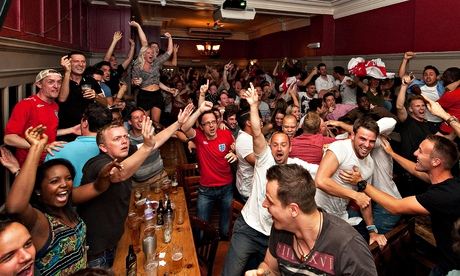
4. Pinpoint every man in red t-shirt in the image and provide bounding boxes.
[4,69,77,165]
[182,100,237,239]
